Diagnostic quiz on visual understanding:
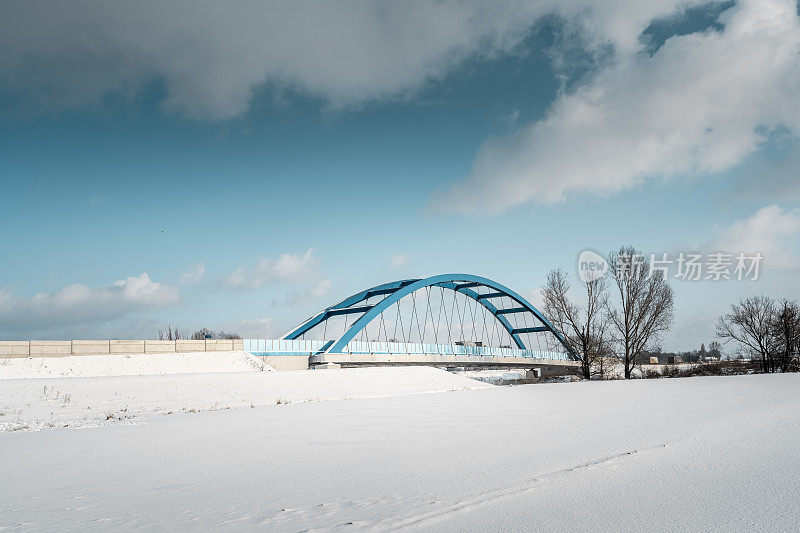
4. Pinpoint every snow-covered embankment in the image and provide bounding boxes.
[0,352,490,431]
